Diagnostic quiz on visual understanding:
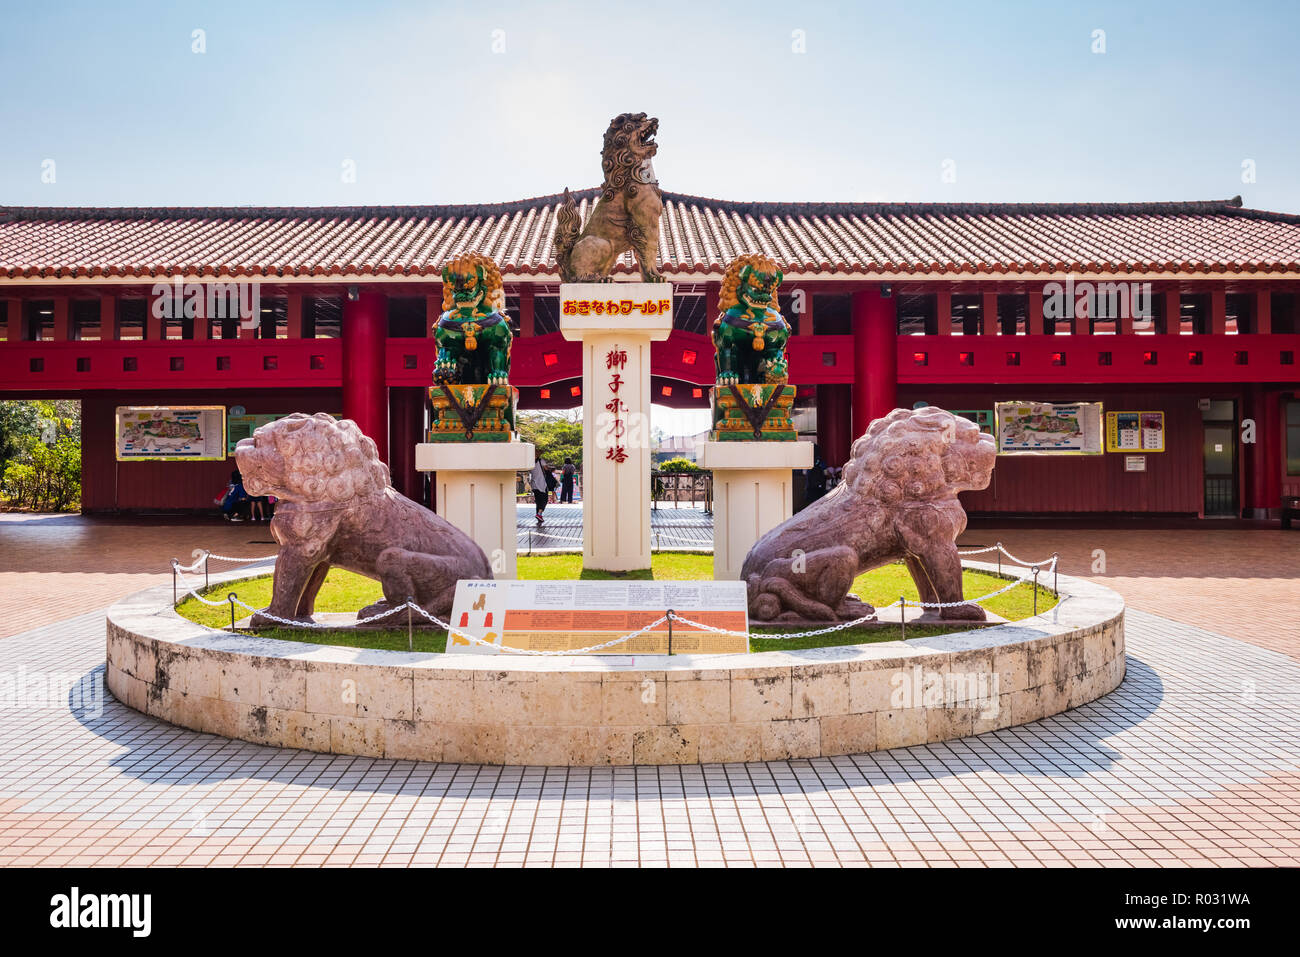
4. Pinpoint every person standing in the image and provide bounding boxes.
[560,457,576,504]
[530,455,550,525]
[805,456,828,504]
